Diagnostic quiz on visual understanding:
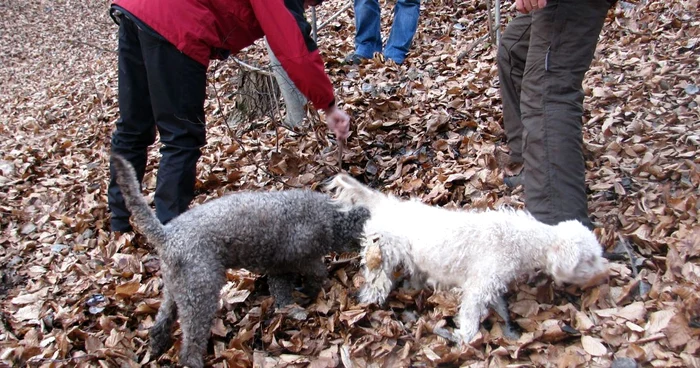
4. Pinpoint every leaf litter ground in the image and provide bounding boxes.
[0,0,698,367]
